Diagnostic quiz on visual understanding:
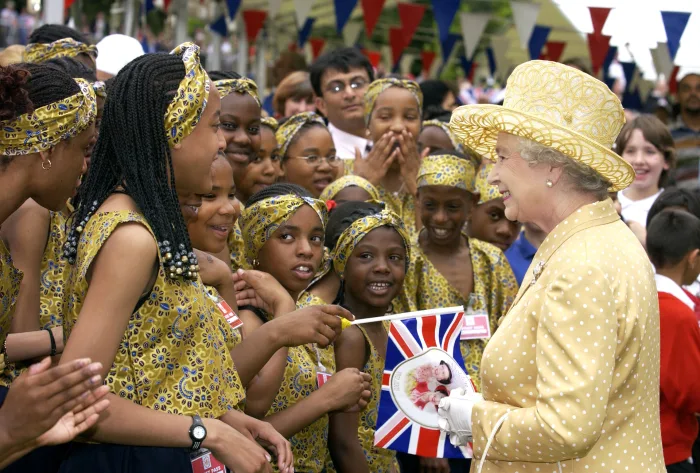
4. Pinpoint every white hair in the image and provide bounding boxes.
[517,137,611,200]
